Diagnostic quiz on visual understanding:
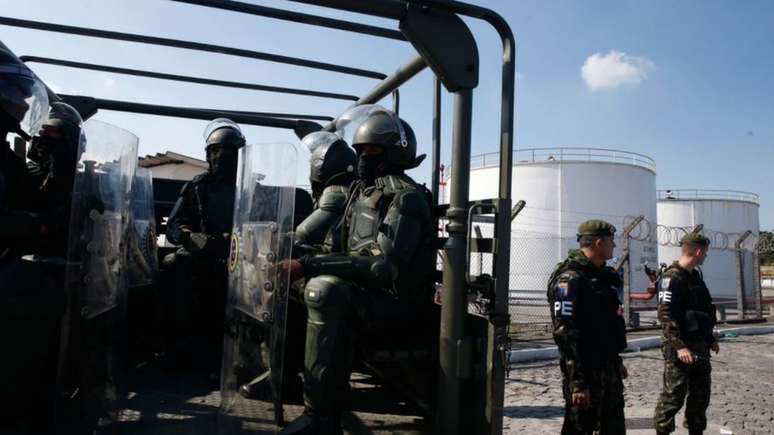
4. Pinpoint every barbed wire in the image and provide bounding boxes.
[621,216,764,252]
